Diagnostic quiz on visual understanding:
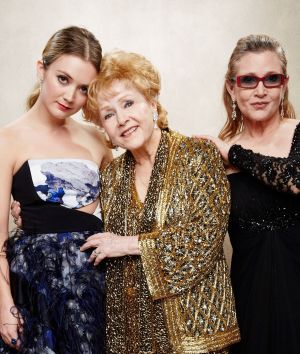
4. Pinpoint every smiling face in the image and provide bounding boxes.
[98,80,159,152]
[226,50,288,124]
[37,54,97,119]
